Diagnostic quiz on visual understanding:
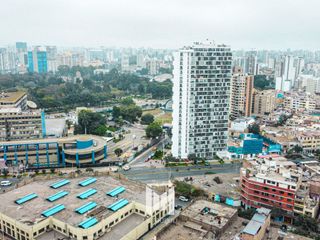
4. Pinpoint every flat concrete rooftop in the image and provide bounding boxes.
[0,176,145,227]
[100,213,144,240]
[181,200,237,230]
